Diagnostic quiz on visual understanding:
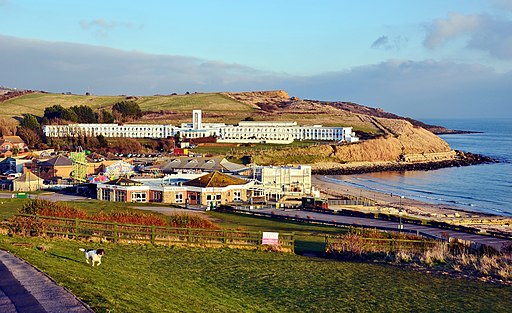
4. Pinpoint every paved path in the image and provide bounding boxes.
[0,250,93,313]
[134,204,512,251]
[245,208,512,251]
